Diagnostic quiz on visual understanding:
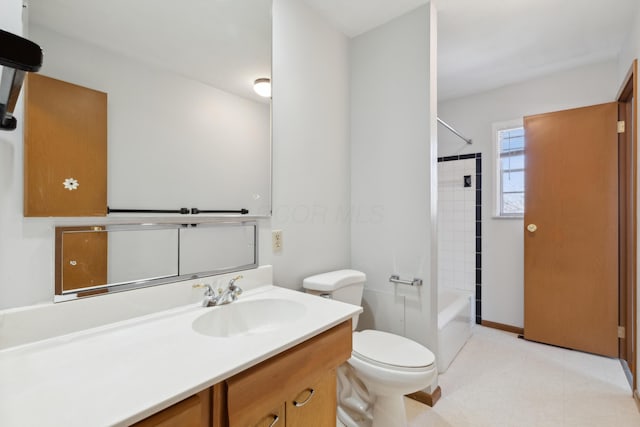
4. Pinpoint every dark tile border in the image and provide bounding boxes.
[438,153,483,324]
